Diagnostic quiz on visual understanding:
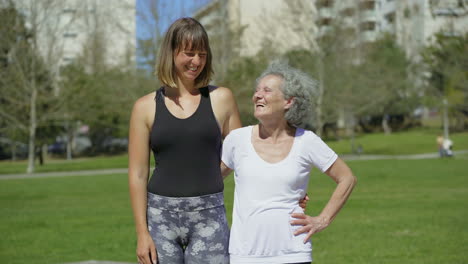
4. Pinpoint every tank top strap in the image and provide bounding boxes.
[199,86,209,98]
[154,87,169,117]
